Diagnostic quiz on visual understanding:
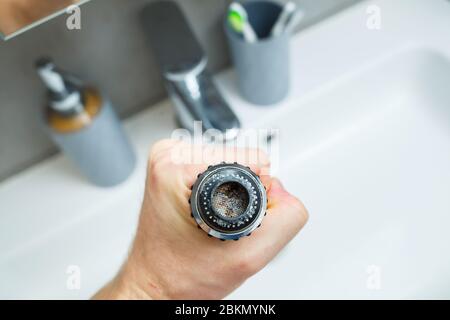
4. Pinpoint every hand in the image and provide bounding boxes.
[0,0,77,35]
[94,139,309,300]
